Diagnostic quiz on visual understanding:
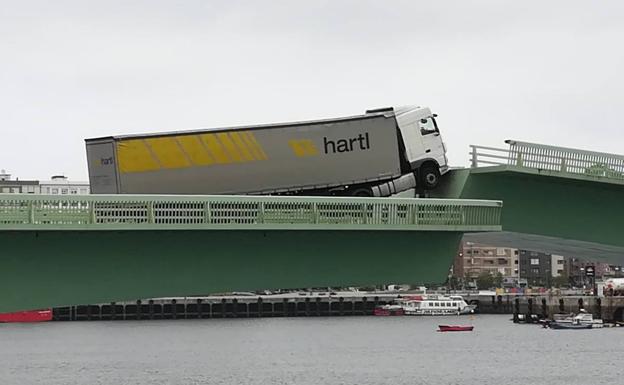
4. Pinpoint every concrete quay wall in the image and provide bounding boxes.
[463,294,624,322]
[50,294,624,322]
